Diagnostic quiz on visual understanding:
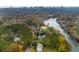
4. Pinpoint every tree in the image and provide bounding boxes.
[7,43,23,52]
